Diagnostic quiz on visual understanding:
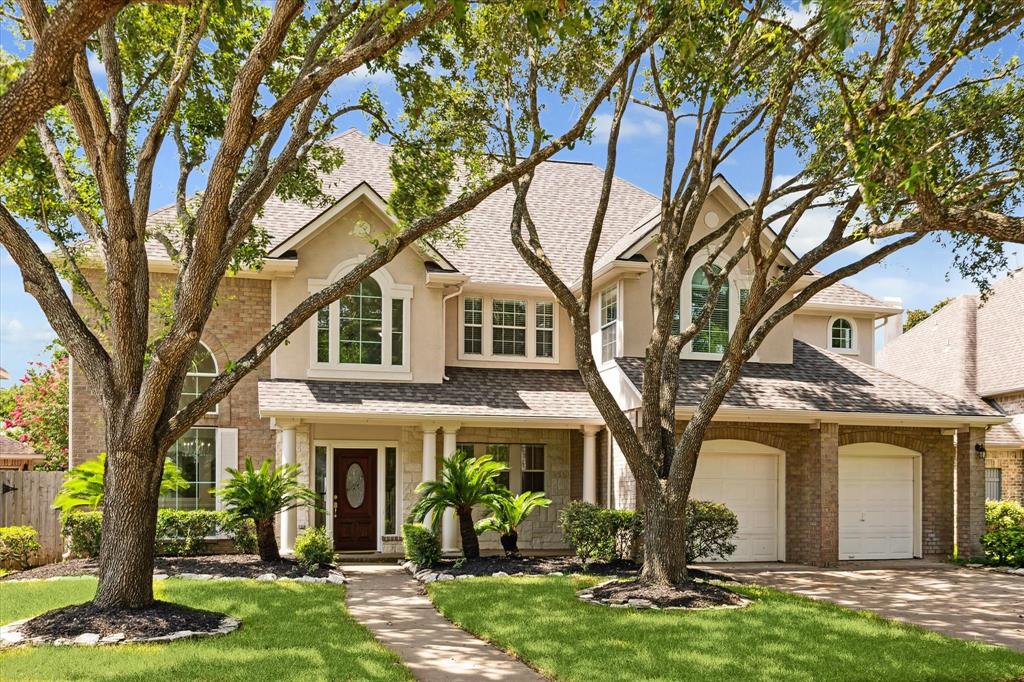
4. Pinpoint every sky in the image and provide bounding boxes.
[1,5,1022,386]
